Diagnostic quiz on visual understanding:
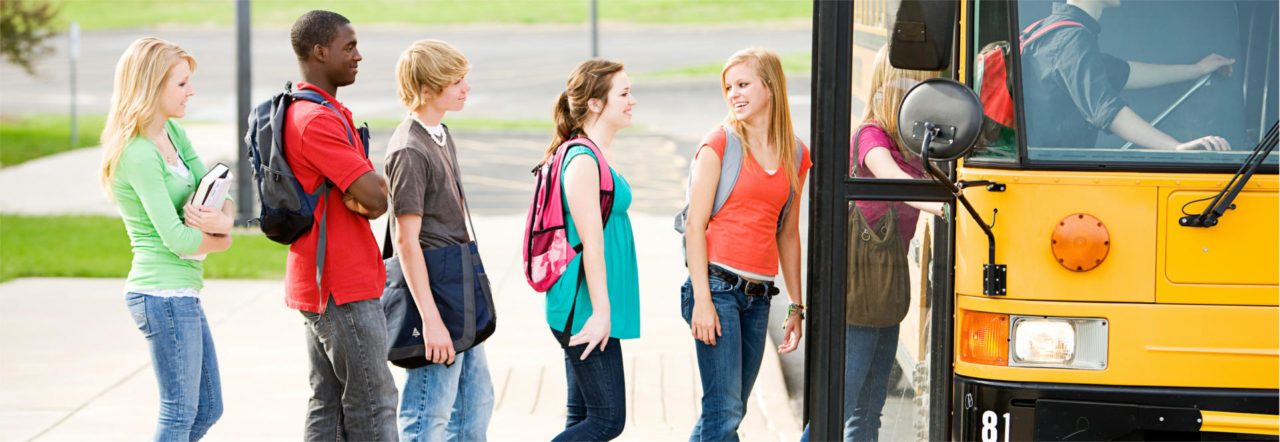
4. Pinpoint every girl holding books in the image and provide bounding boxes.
[99,37,233,441]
